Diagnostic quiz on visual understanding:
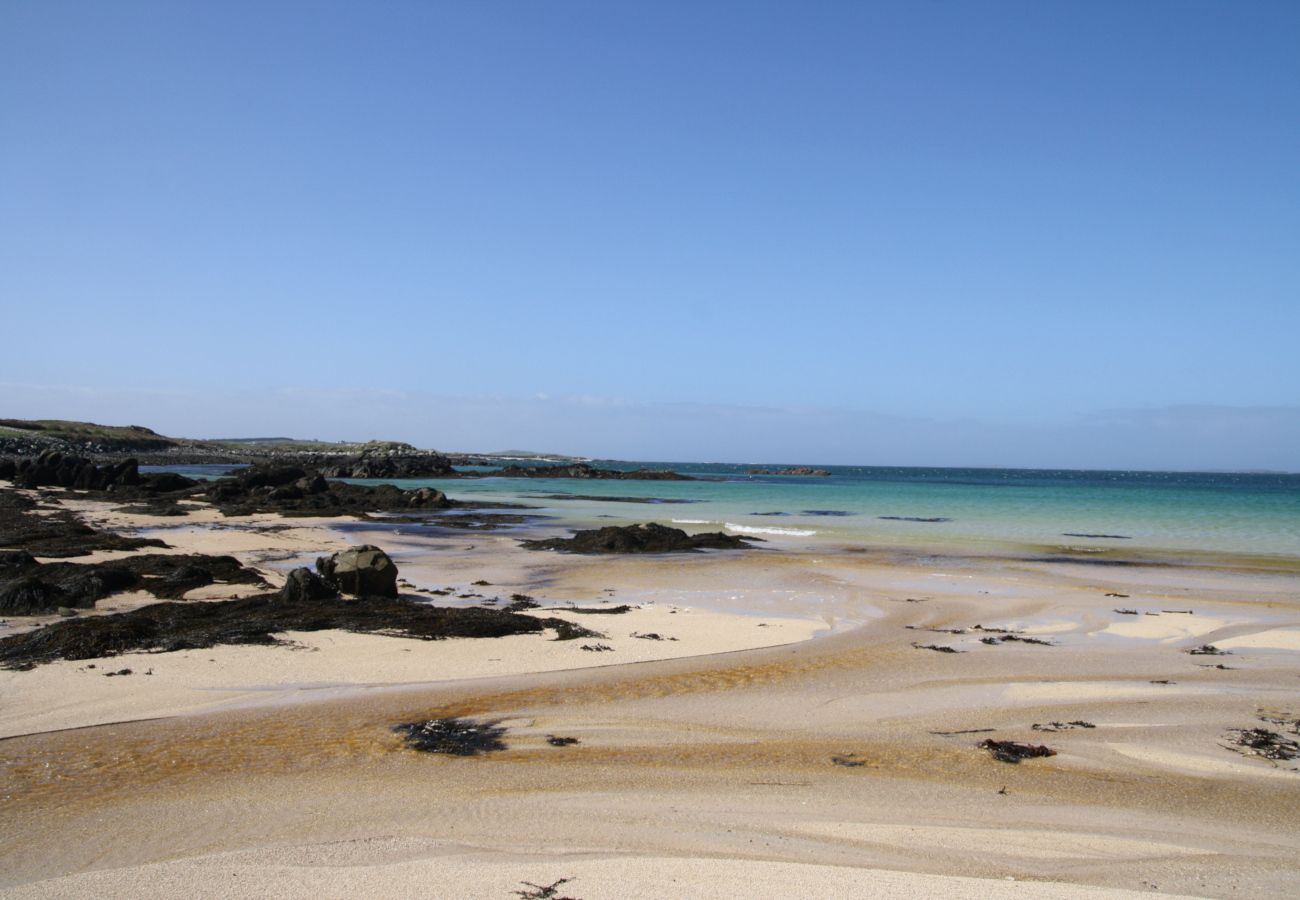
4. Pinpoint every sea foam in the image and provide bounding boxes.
[671,519,716,525]
[725,522,817,537]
